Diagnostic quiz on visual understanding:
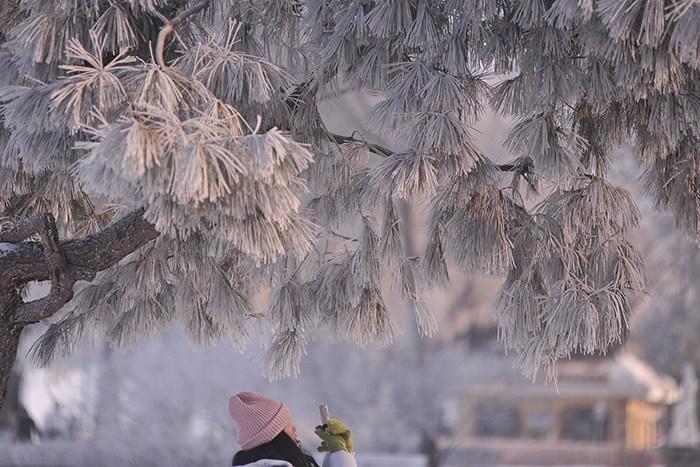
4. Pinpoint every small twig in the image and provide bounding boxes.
[155,0,210,67]
[171,1,211,28]
[288,251,313,281]
[496,162,536,175]
[329,131,536,175]
[155,24,175,67]
[499,156,538,192]
[327,132,393,158]
[327,132,540,197]
[329,229,357,241]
